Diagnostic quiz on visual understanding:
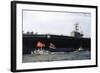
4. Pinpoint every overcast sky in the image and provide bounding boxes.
[23,10,91,38]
